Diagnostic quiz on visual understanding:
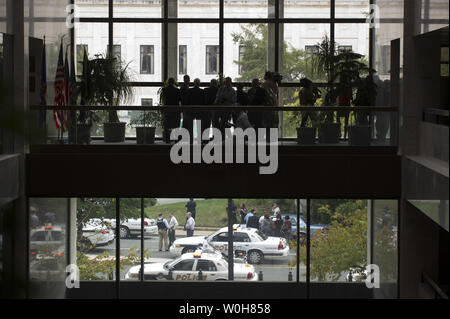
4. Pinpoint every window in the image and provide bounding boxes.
[196,260,217,272]
[76,44,88,76]
[212,232,228,242]
[172,259,195,271]
[305,45,319,55]
[140,45,154,74]
[206,45,219,74]
[238,45,246,75]
[179,45,187,75]
[338,45,353,53]
[141,98,153,106]
[234,232,250,243]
